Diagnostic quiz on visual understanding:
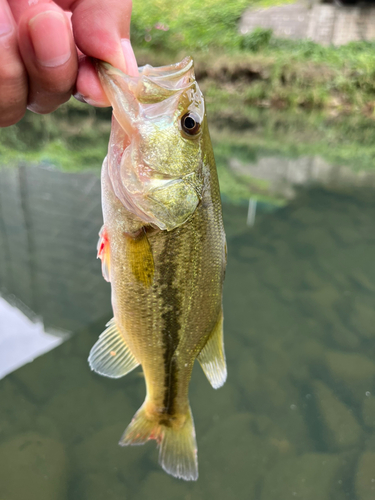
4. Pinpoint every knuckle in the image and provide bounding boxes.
[0,60,25,85]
